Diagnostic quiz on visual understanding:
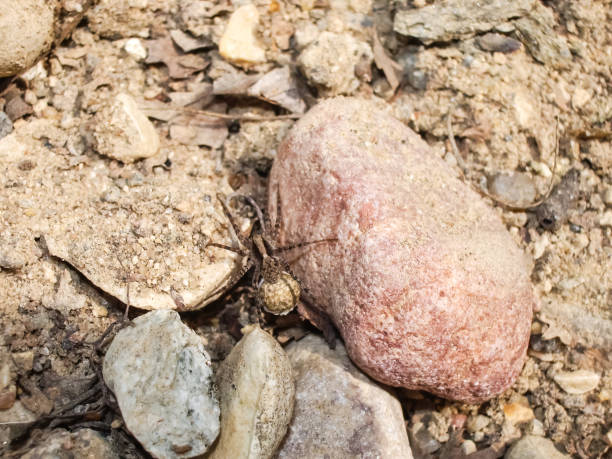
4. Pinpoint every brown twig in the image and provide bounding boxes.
[170,105,302,121]
[446,107,559,211]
